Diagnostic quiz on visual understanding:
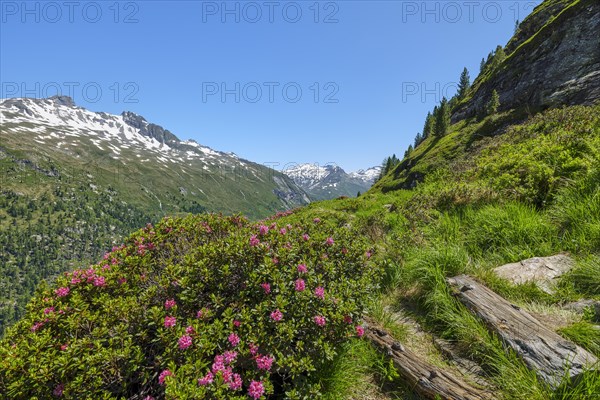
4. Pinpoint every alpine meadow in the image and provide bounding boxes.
[0,0,599,399]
